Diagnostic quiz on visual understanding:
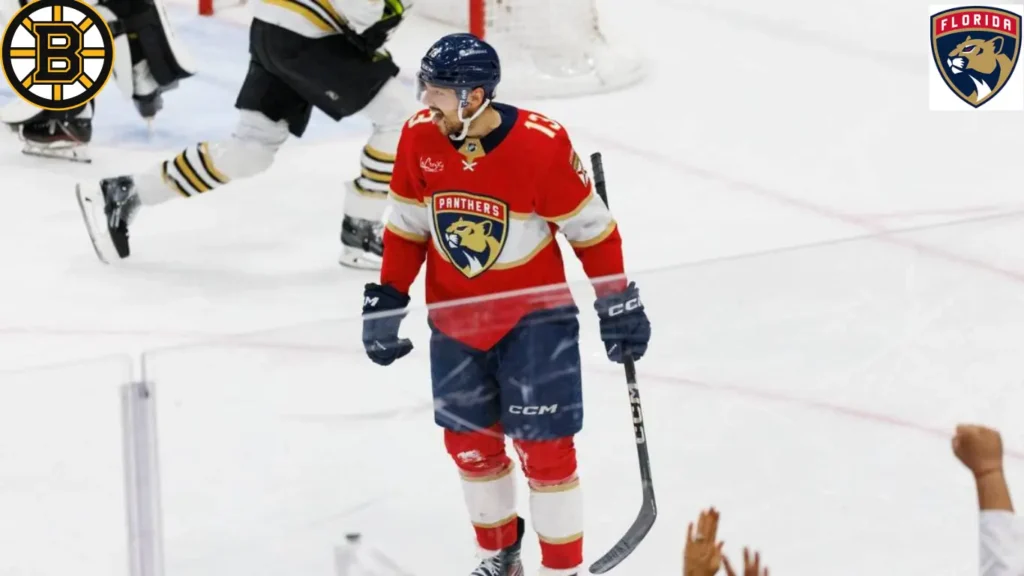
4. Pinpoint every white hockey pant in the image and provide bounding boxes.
[132,109,288,205]
[345,76,417,222]
[133,77,414,225]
